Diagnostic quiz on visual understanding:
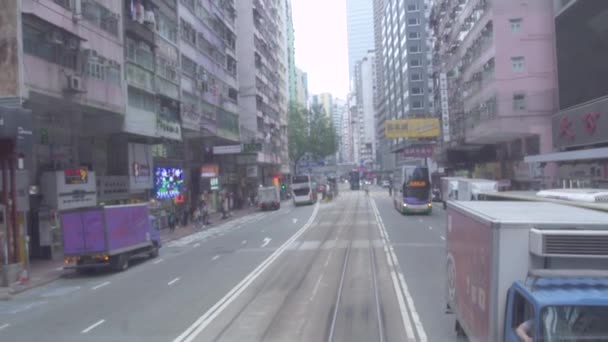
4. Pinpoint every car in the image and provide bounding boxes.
[381,180,390,188]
